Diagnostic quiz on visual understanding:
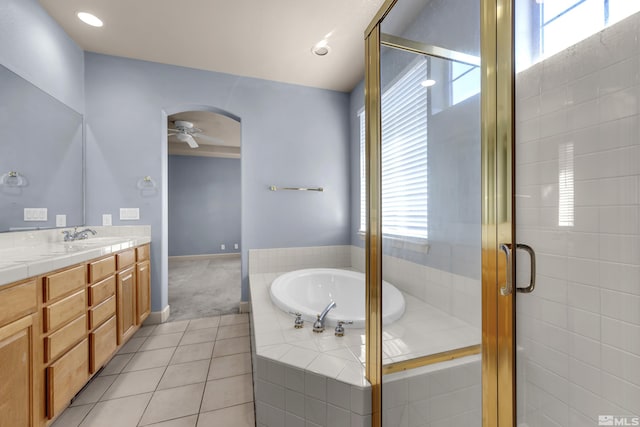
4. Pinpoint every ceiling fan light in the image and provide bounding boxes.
[176,133,189,142]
